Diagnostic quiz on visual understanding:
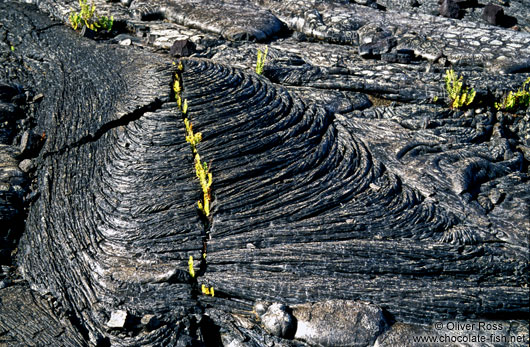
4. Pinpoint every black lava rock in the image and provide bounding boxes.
[440,0,461,19]
[482,4,504,26]
[170,39,196,57]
